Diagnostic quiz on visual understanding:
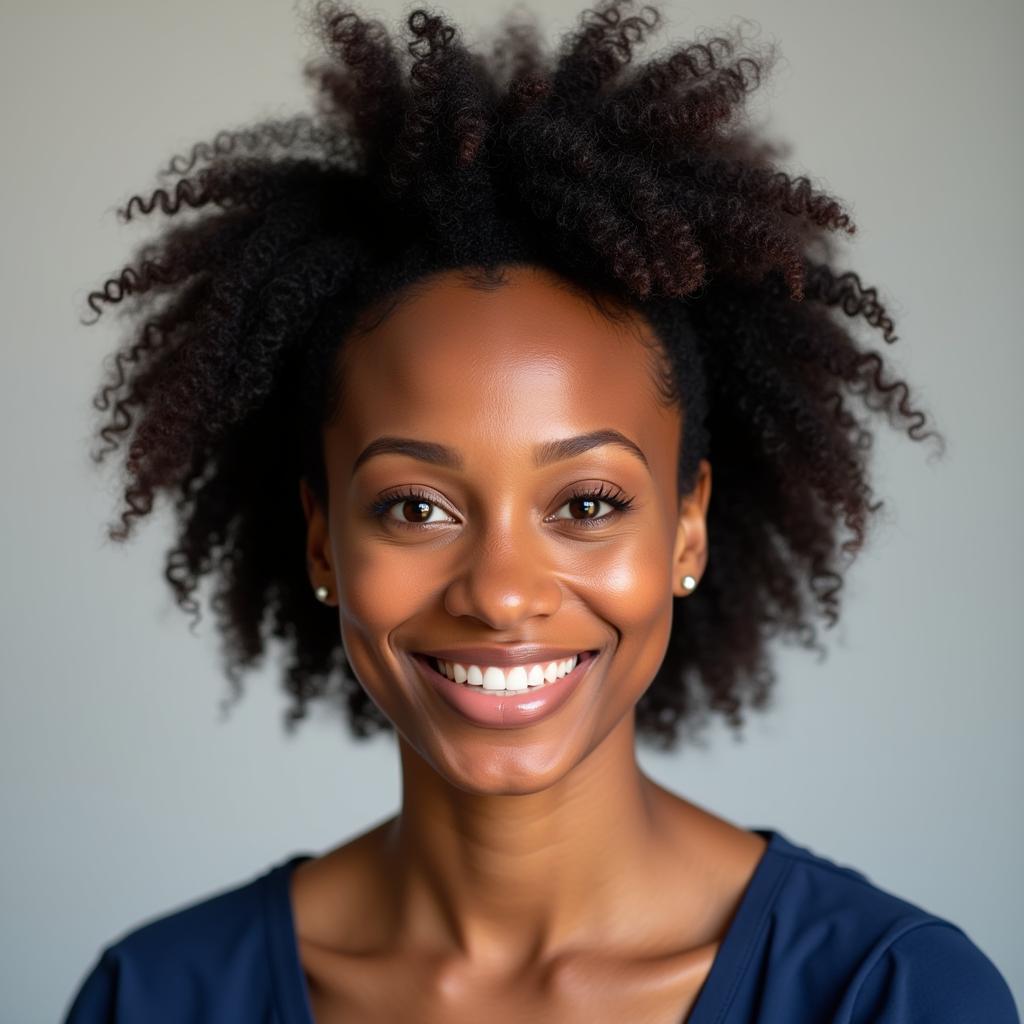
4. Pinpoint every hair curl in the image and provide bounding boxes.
[84,0,942,750]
